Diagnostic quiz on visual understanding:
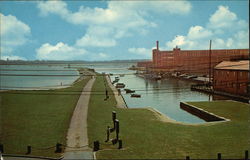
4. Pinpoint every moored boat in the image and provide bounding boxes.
[131,94,141,98]
[124,88,135,94]
[116,83,125,88]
